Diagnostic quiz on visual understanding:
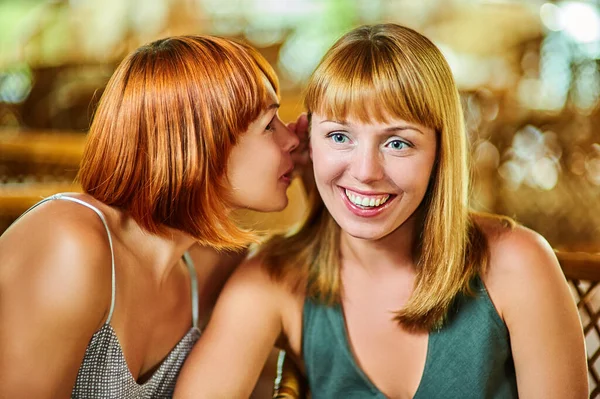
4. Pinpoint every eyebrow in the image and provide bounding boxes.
[320,119,424,135]
[384,125,424,135]
[320,119,347,125]
[267,103,280,110]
